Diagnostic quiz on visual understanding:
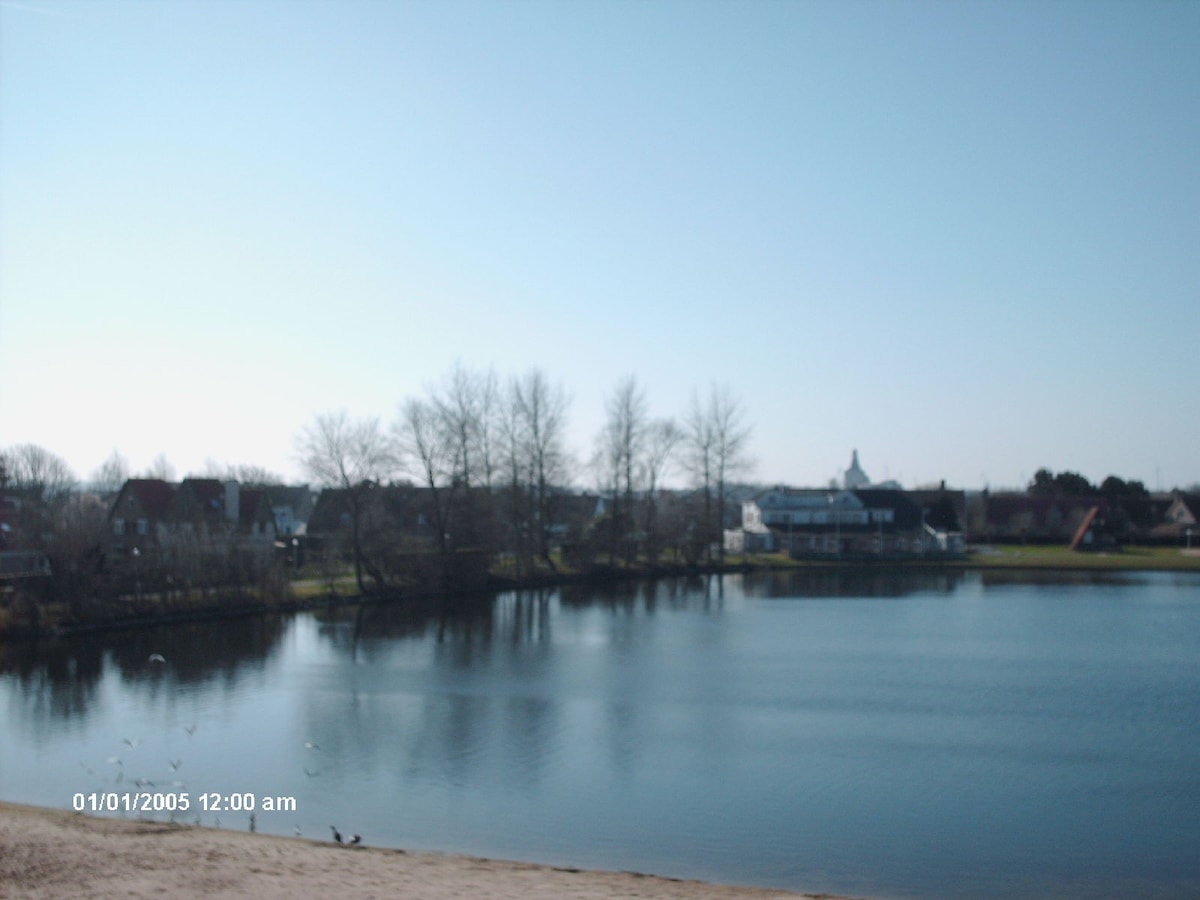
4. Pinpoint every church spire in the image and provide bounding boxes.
[844,449,870,489]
